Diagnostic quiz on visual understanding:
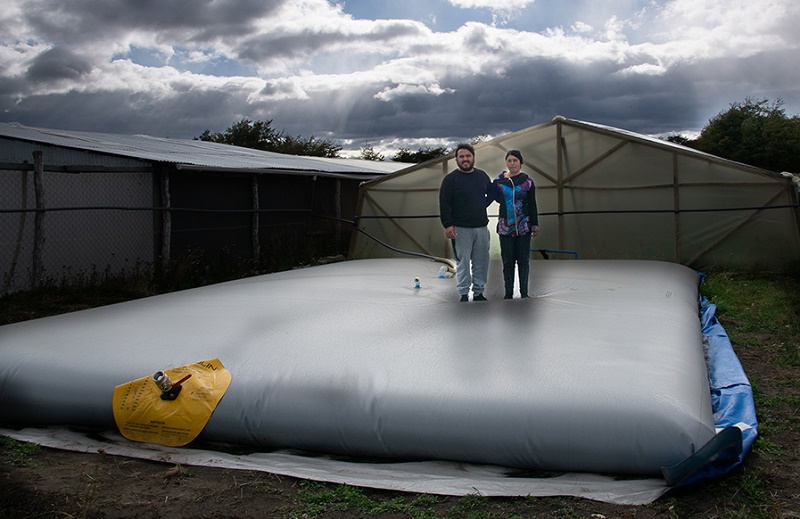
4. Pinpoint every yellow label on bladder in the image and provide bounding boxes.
[112,358,232,447]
